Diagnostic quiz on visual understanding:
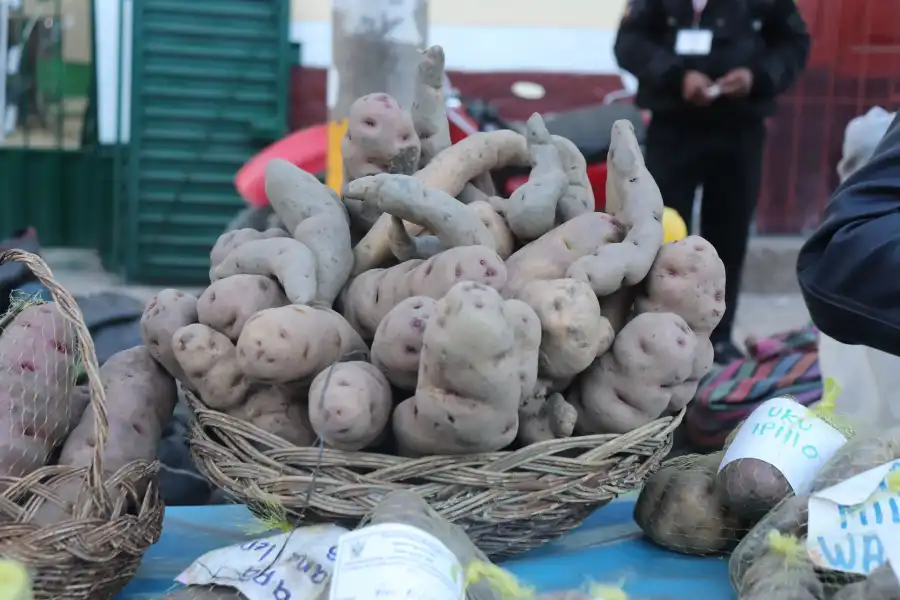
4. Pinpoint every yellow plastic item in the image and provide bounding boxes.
[809,378,856,438]
[465,561,629,600]
[662,207,688,243]
[0,559,32,600]
[767,531,806,563]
